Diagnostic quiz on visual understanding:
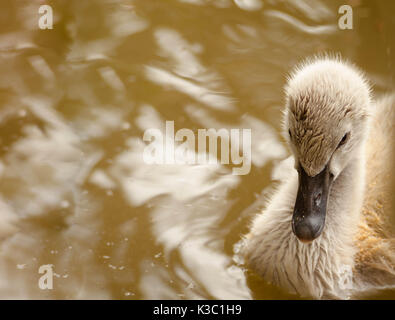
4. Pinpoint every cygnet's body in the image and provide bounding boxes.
[243,56,395,299]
